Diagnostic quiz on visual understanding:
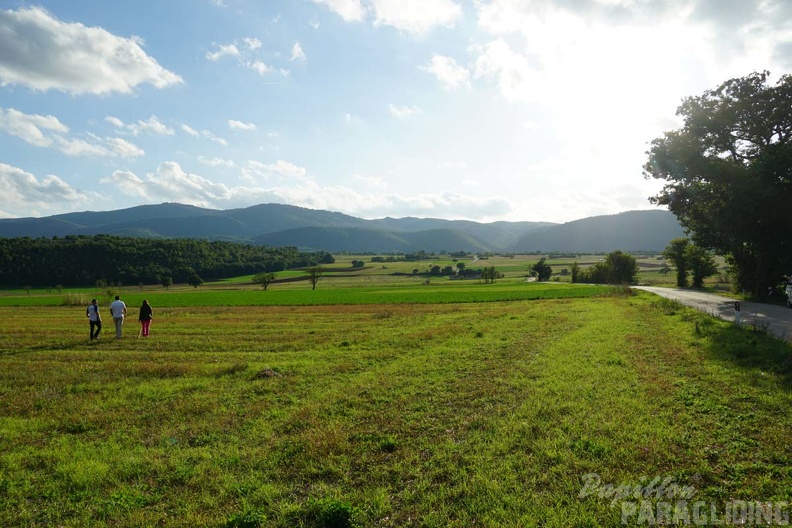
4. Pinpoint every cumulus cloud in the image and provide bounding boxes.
[100,160,514,220]
[180,124,200,137]
[181,124,228,145]
[1,106,144,157]
[420,55,470,89]
[0,162,99,217]
[290,42,306,61]
[313,0,462,34]
[244,37,262,51]
[0,6,181,95]
[243,160,308,182]
[369,0,462,35]
[470,39,541,103]
[389,104,423,117]
[206,43,240,61]
[207,37,294,78]
[312,0,366,22]
[198,156,235,167]
[246,60,274,76]
[202,130,228,146]
[101,162,234,206]
[105,115,174,136]
[0,107,69,147]
[229,119,257,131]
